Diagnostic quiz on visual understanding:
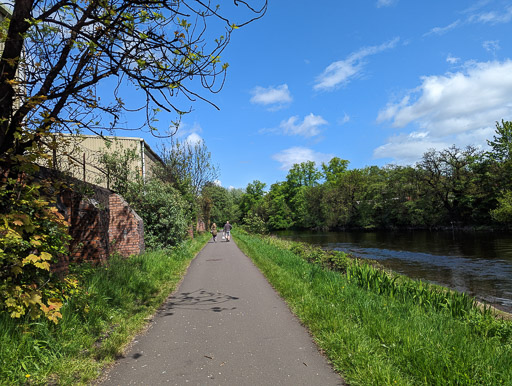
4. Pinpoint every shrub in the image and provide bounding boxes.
[242,211,268,234]
[0,171,71,323]
[128,180,190,249]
